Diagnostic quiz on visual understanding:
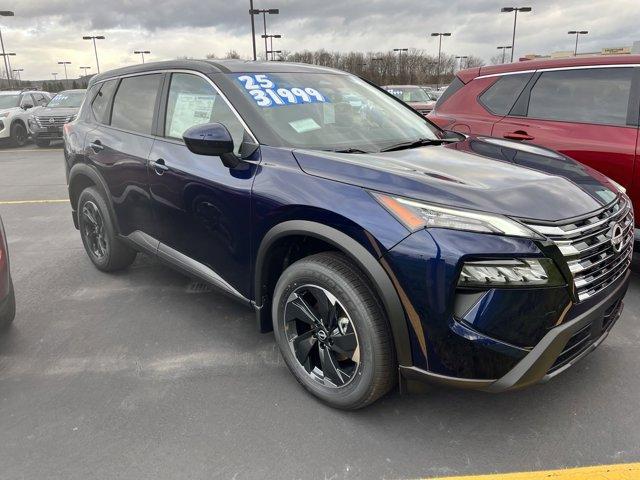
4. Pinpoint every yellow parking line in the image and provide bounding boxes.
[0,199,68,205]
[423,463,640,480]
